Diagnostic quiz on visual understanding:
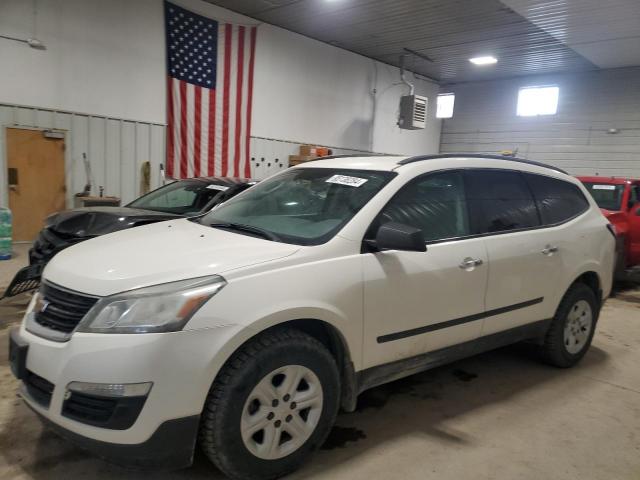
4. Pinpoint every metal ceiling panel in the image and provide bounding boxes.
[501,0,640,68]
[204,0,610,82]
